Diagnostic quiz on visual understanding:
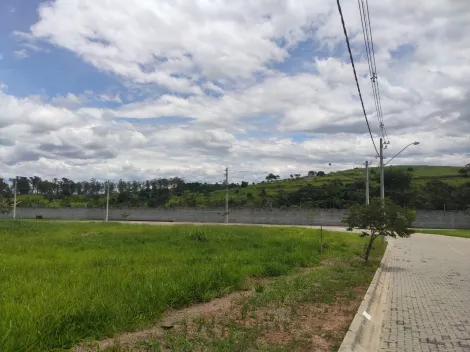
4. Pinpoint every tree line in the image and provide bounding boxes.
[1,168,469,210]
